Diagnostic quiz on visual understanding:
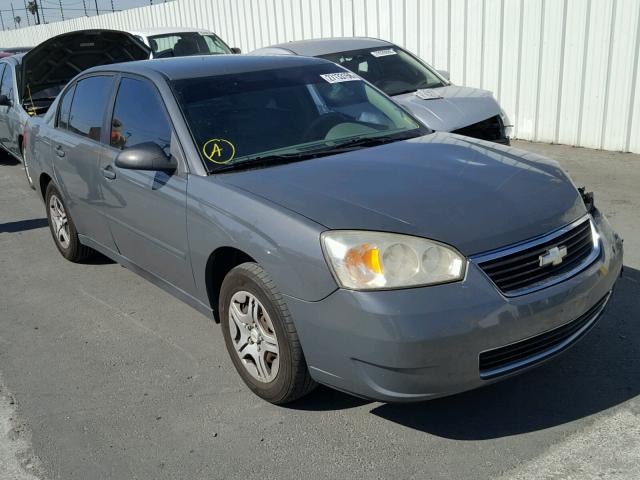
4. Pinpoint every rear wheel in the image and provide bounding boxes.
[220,262,317,404]
[45,183,94,262]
